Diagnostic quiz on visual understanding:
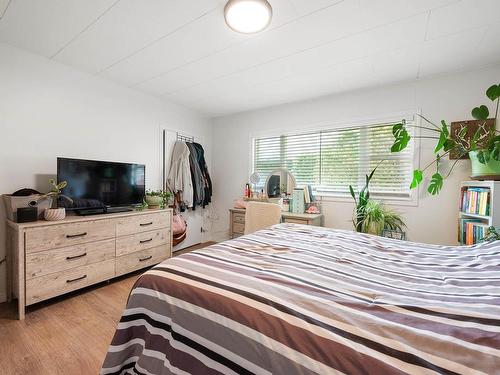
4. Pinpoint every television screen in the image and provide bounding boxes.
[57,158,145,210]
